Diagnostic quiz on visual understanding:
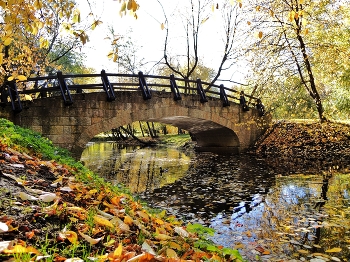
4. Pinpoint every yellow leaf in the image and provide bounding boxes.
[114,243,123,257]
[89,189,98,195]
[161,23,165,30]
[288,11,296,22]
[120,2,126,12]
[258,31,263,39]
[94,215,114,228]
[34,0,43,9]
[3,244,27,254]
[36,21,44,29]
[169,242,182,250]
[230,0,235,5]
[298,249,308,254]
[124,215,134,225]
[65,230,78,244]
[154,218,164,225]
[17,75,27,81]
[256,5,261,11]
[299,0,304,4]
[166,248,178,258]
[136,211,149,222]
[247,21,251,25]
[91,20,103,30]
[0,53,3,64]
[39,37,49,49]
[155,233,172,241]
[72,9,80,23]
[325,247,342,253]
[4,24,12,34]
[158,210,166,218]
[201,17,209,24]
[3,37,13,46]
